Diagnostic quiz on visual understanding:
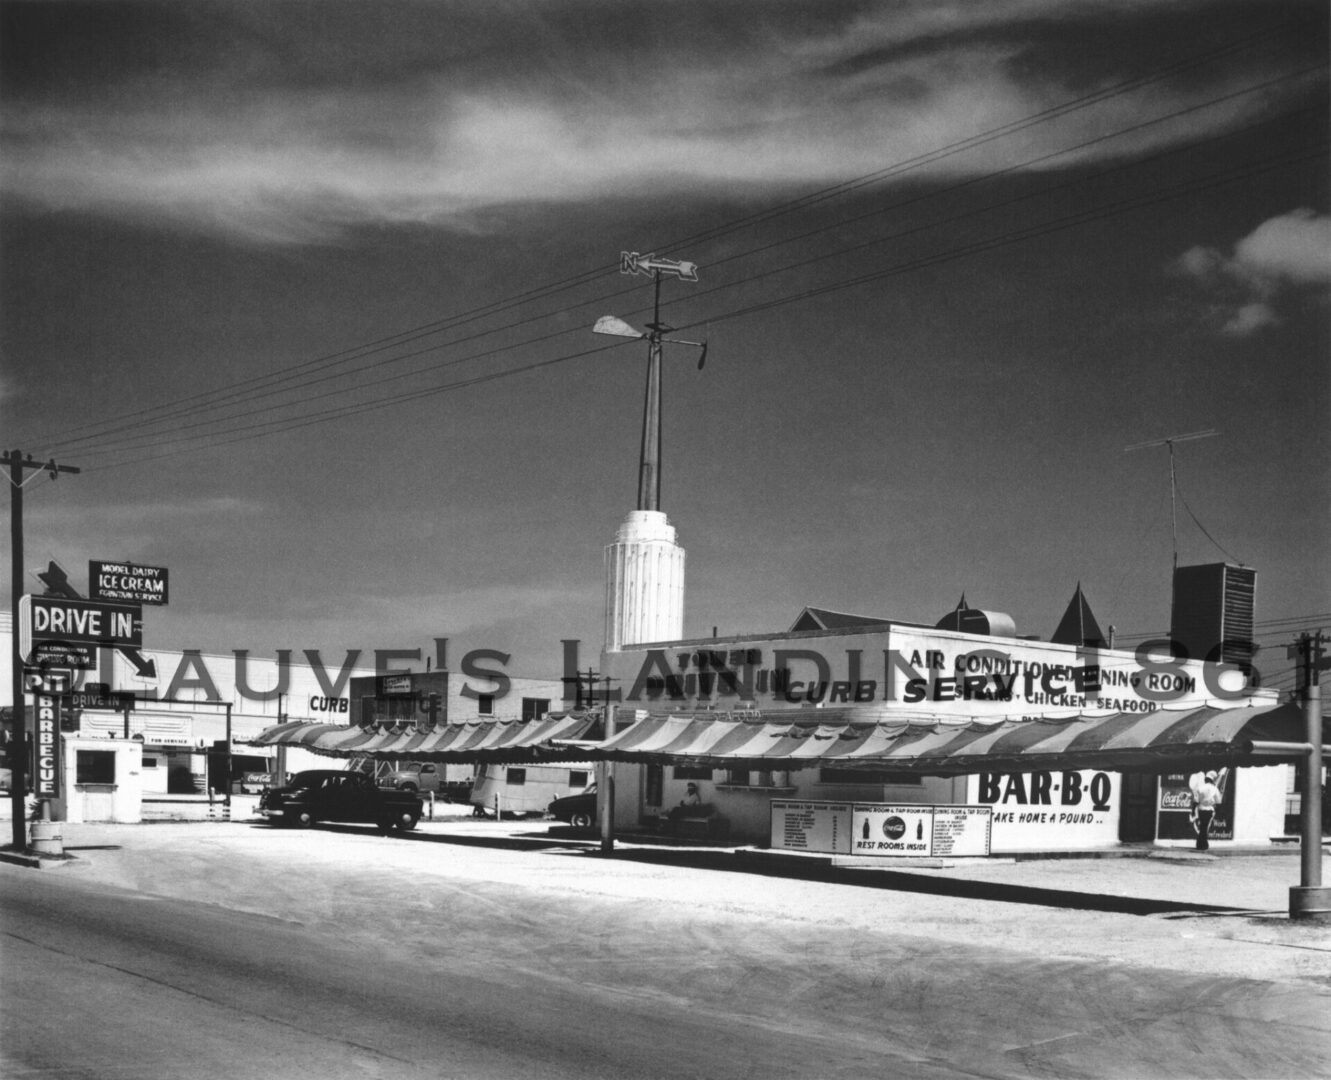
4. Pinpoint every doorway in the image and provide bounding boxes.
[1118,772,1158,842]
